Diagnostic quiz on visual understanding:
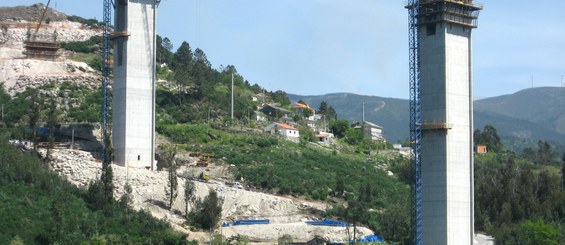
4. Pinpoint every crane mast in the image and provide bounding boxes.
[407,0,422,244]
[102,0,111,163]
